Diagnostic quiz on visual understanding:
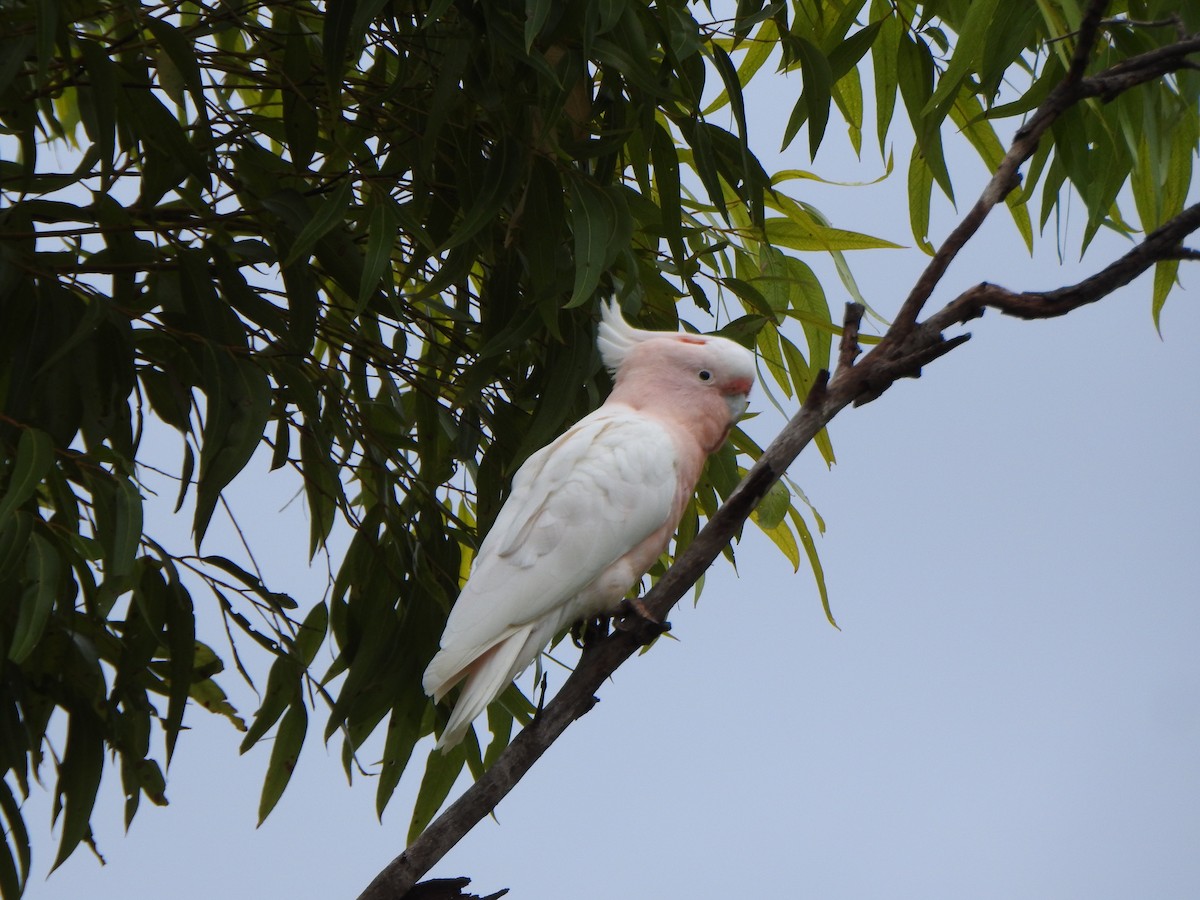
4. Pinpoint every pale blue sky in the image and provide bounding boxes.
[25,34,1200,900]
